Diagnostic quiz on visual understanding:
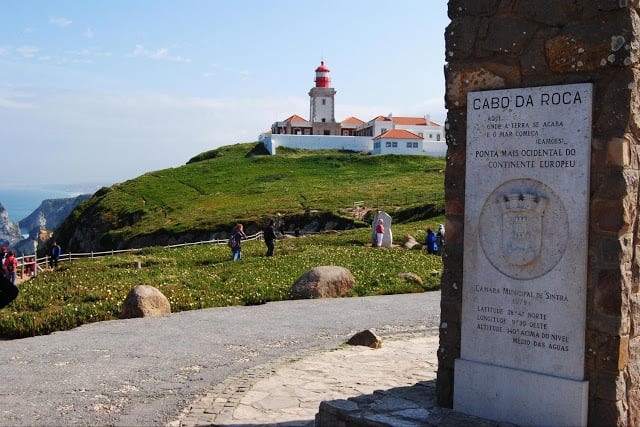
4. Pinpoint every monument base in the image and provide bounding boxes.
[454,359,588,427]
